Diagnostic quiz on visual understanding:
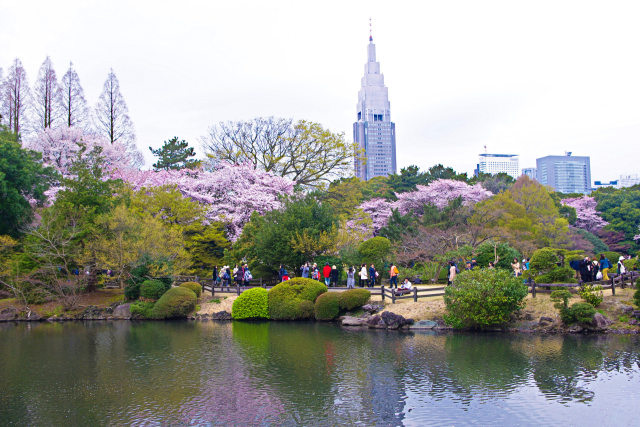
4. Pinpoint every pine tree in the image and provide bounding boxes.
[149,136,200,170]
